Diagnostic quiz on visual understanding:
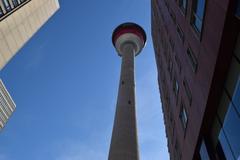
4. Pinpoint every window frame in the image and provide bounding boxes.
[174,140,182,160]
[177,24,185,43]
[175,55,182,74]
[191,0,207,36]
[187,47,198,73]
[217,103,240,160]
[179,0,188,14]
[169,8,176,24]
[173,76,179,97]
[2,0,11,12]
[12,0,20,7]
[0,5,3,17]
[179,103,188,131]
[199,139,210,160]
[183,80,192,105]
[169,38,175,51]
